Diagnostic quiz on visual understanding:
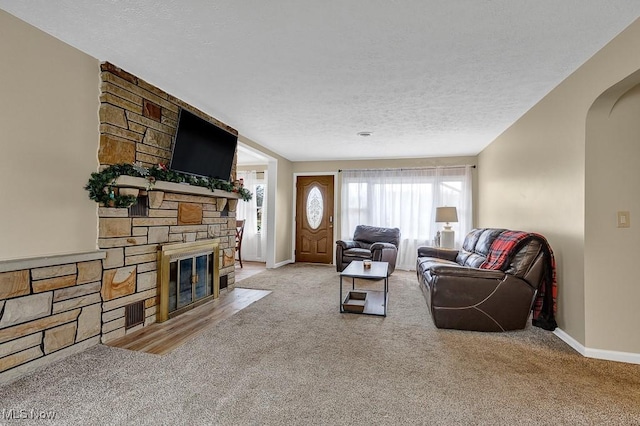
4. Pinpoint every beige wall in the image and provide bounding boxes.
[478,17,640,351]
[0,11,100,261]
[585,76,640,353]
[275,159,294,265]
[293,156,478,245]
